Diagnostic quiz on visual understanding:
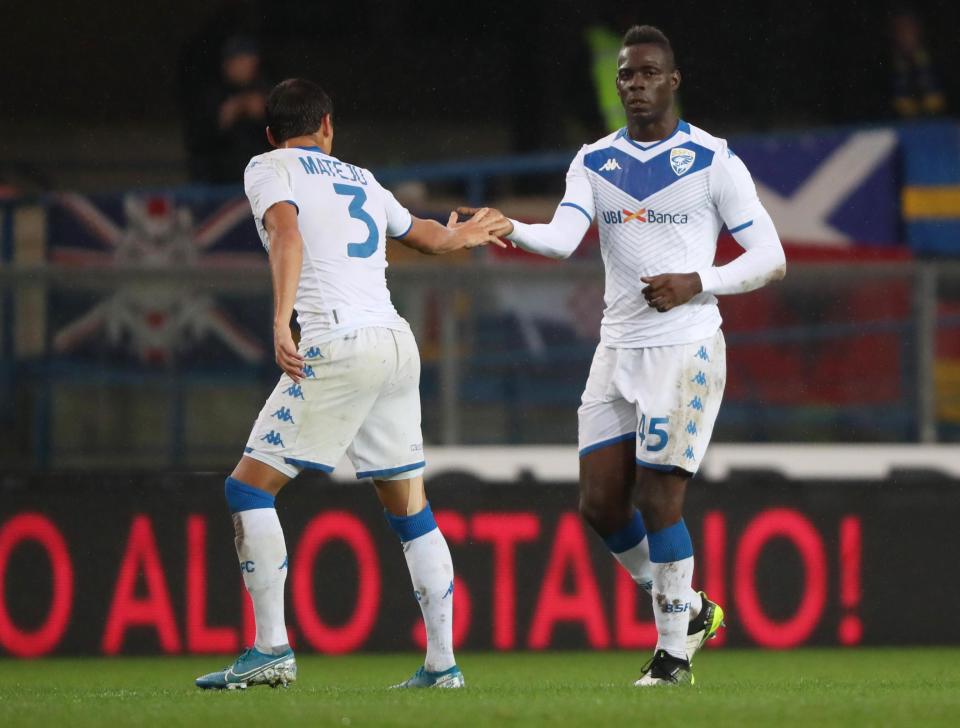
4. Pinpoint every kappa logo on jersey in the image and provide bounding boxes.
[600,208,689,225]
[599,158,621,172]
[670,147,696,176]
